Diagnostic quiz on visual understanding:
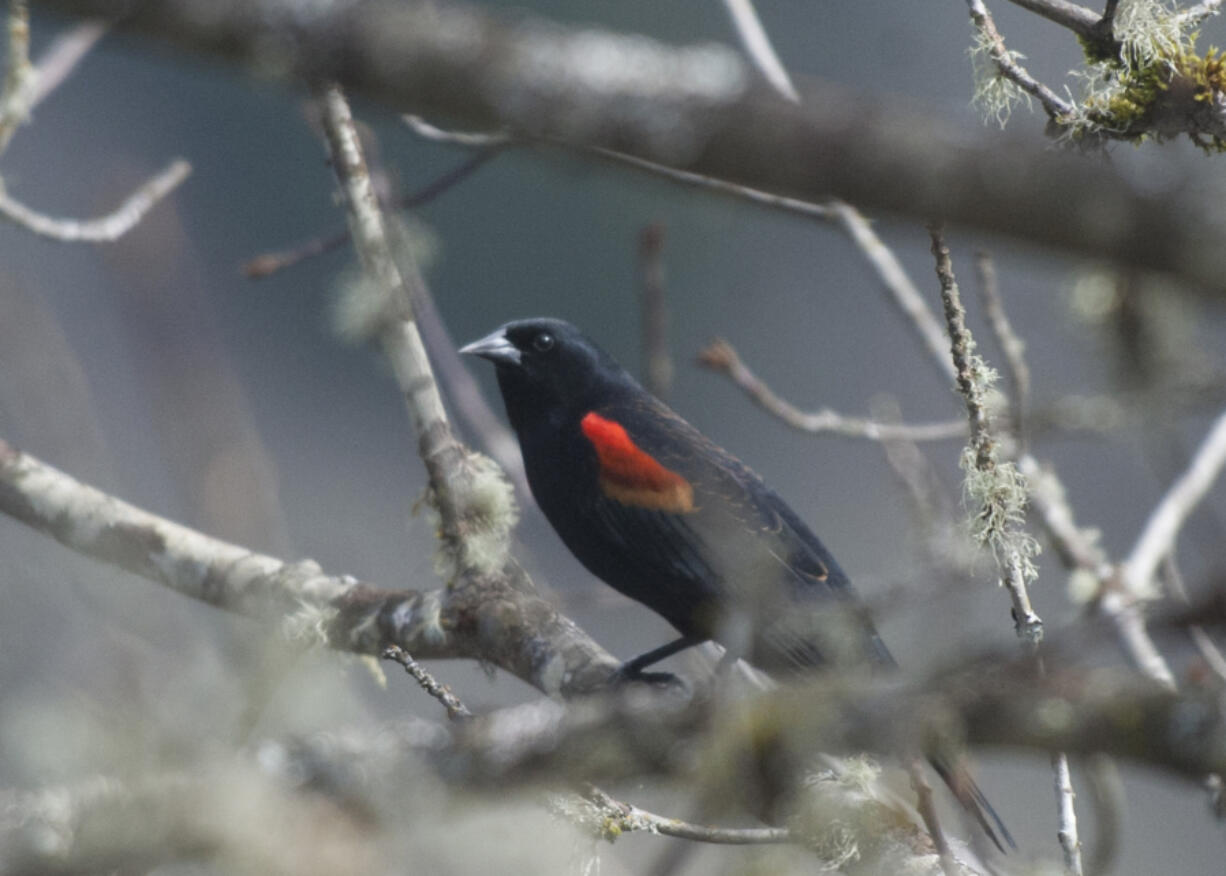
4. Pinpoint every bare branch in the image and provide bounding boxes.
[244,146,501,278]
[967,0,1076,122]
[28,20,107,108]
[829,202,957,382]
[1163,557,1226,683]
[719,0,799,102]
[36,0,1226,290]
[0,0,32,154]
[403,114,511,147]
[0,158,190,241]
[908,760,958,876]
[578,785,790,845]
[976,251,1031,442]
[1003,0,1104,38]
[319,84,489,574]
[1172,0,1223,27]
[638,222,672,400]
[383,644,473,721]
[1122,406,1226,599]
[0,438,623,695]
[1052,752,1085,875]
[697,338,966,442]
